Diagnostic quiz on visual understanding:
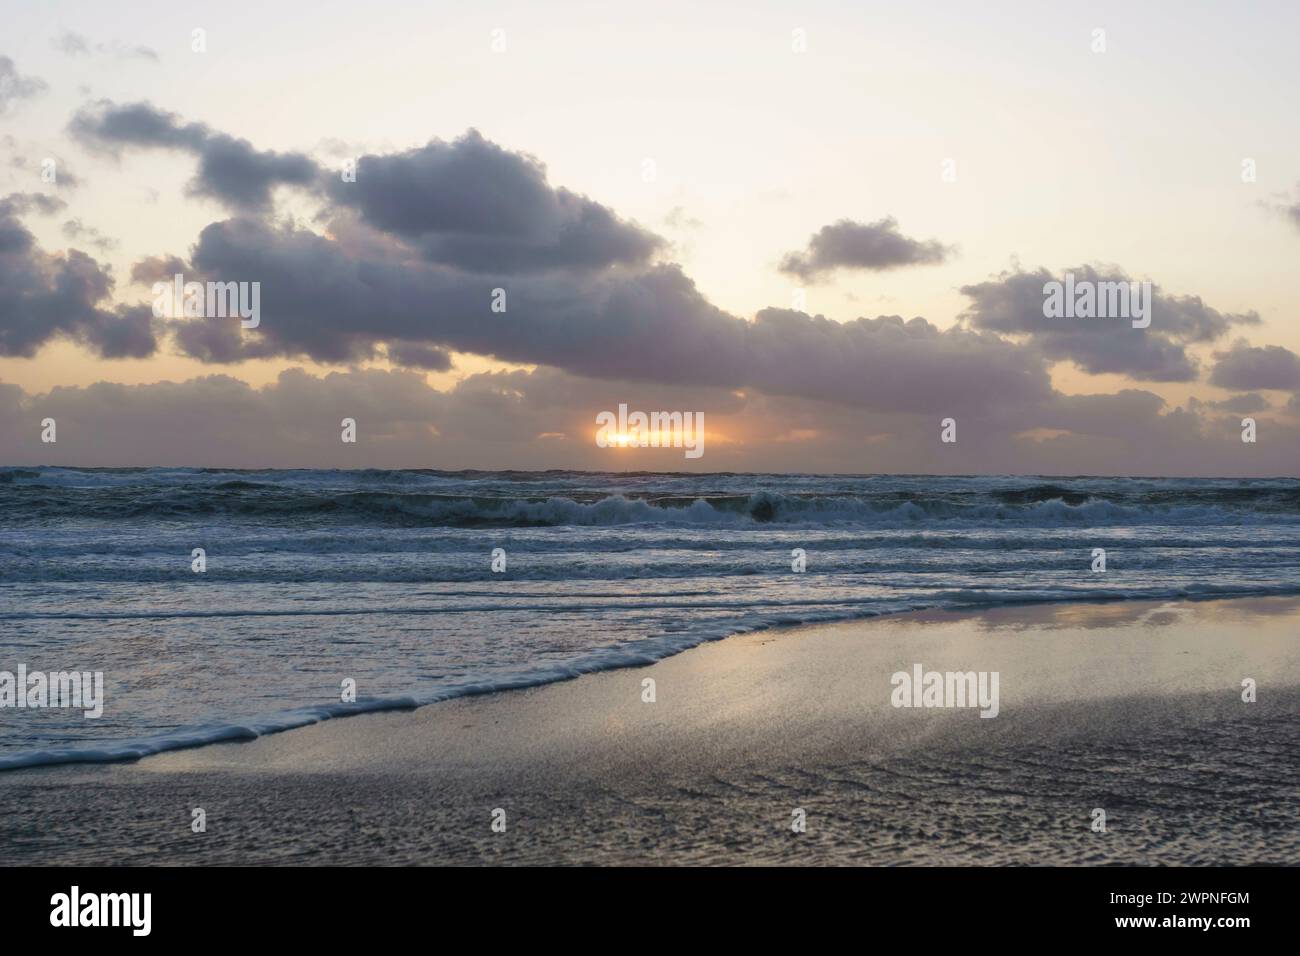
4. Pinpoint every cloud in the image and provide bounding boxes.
[163,215,1050,417]
[53,30,91,56]
[4,365,1297,475]
[385,341,453,371]
[129,254,189,285]
[663,206,702,230]
[74,105,661,266]
[0,57,47,115]
[78,115,1269,421]
[1262,184,1300,233]
[1208,341,1300,391]
[53,30,159,62]
[59,107,1272,402]
[1205,392,1270,414]
[325,130,664,272]
[2,146,84,190]
[0,369,442,468]
[778,217,952,280]
[960,265,1259,382]
[31,110,1300,475]
[69,101,317,211]
[61,218,118,252]
[0,193,157,358]
[1,193,66,218]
